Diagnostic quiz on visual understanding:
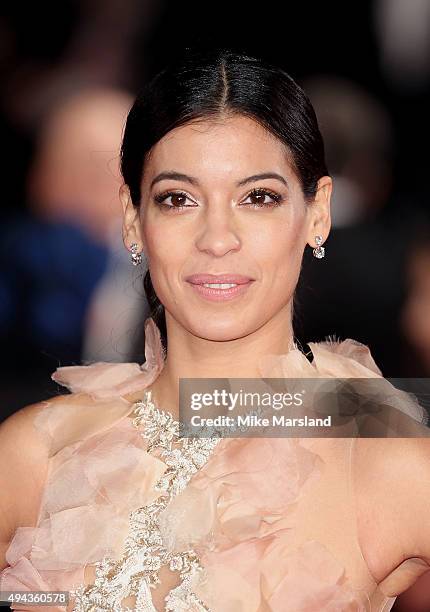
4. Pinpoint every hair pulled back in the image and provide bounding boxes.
[120,47,329,348]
